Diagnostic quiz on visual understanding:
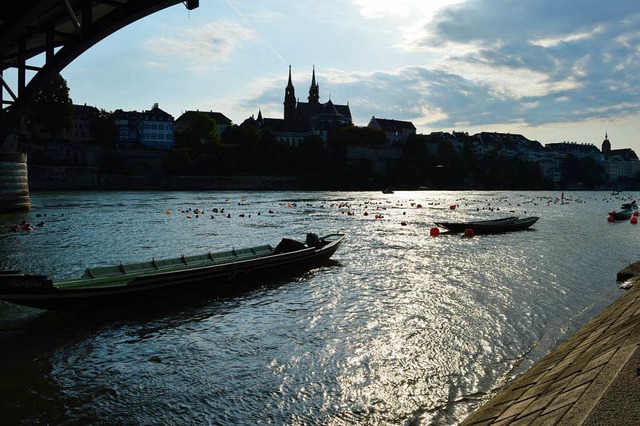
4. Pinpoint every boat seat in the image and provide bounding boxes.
[80,245,275,278]
[183,254,212,263]
[154,258,184,268]
[82,265,124,278]
[122,262,156,274]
